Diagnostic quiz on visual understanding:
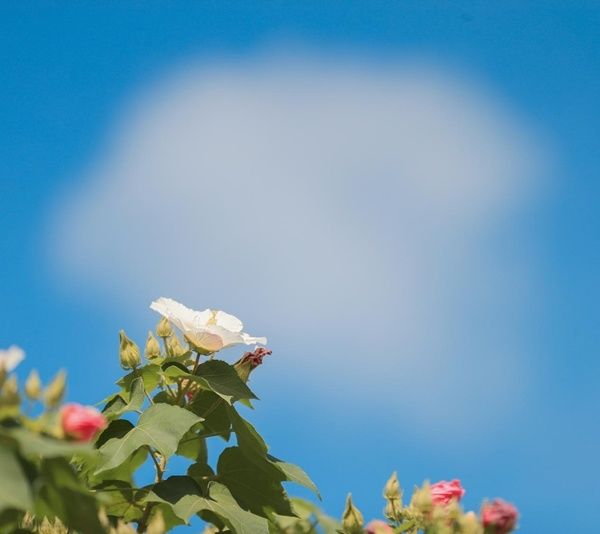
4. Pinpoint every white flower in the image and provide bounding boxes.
[149,297,267,353]
[0,345,25,372]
